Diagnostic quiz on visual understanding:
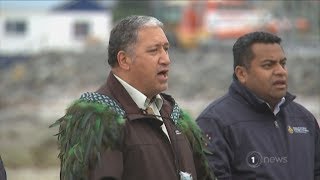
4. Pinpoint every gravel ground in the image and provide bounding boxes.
[6,167,59,180]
